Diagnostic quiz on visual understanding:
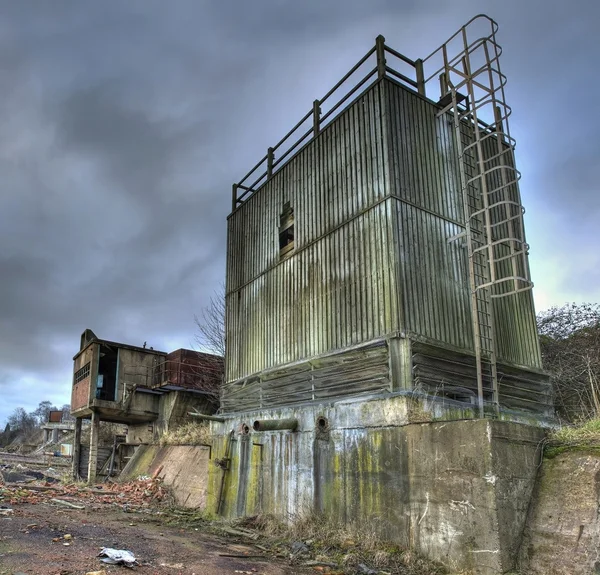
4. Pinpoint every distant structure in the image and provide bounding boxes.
[70,329,223,481]
[41,410,74,445]
[223,16,551,419]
